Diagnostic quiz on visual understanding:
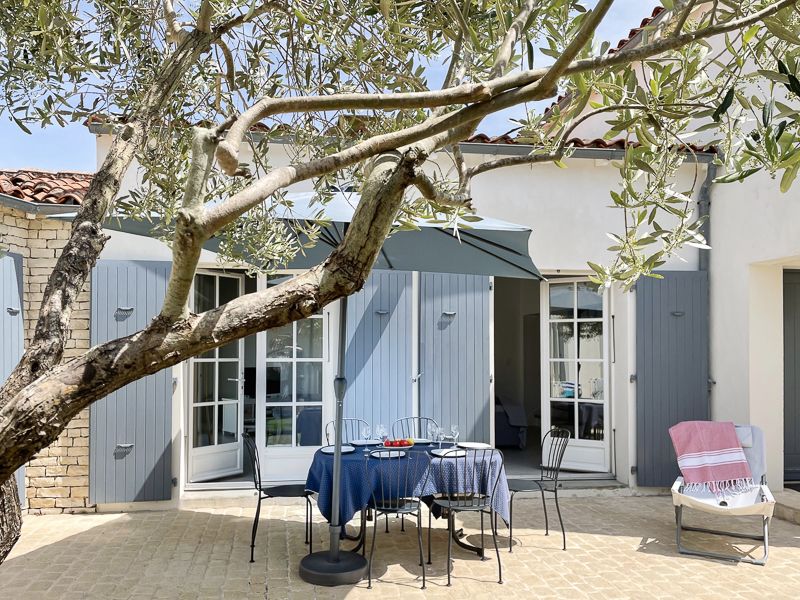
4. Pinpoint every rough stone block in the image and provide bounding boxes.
[28,498,56,509]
